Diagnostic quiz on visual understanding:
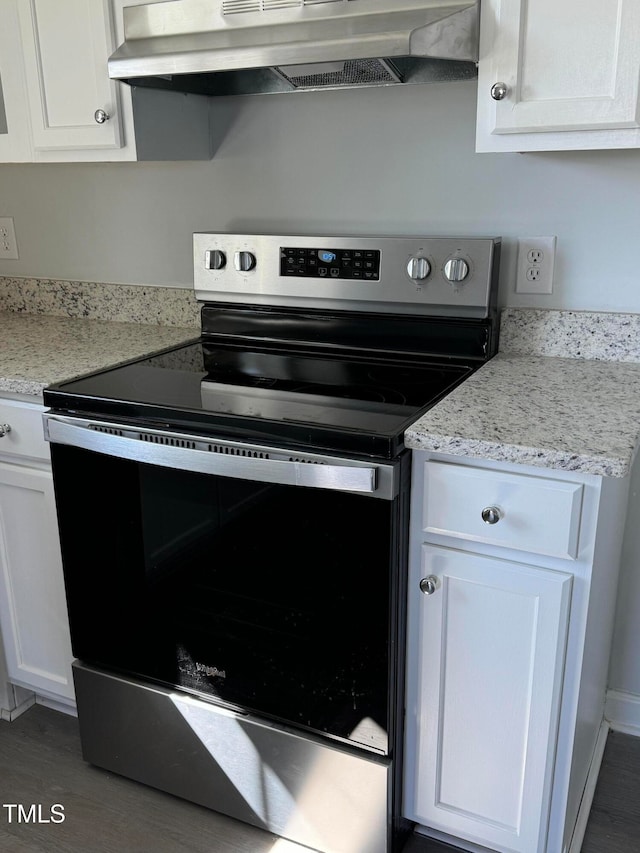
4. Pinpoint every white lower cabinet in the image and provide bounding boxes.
[404,452,630,853]
[0,398,74,705]
[408,546,571,853]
